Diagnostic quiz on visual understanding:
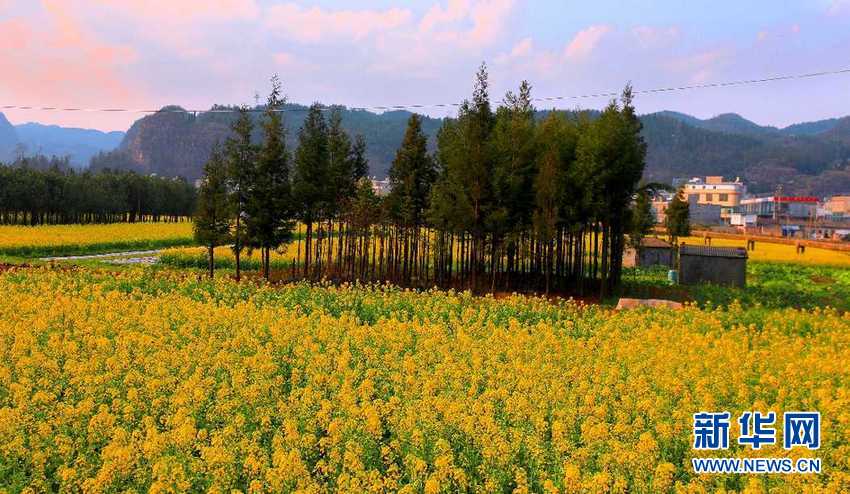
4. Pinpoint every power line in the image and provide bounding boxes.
[2,67,849,115]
